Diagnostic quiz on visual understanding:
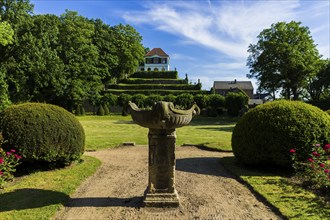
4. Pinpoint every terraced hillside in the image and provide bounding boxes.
[105,71,206,95]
